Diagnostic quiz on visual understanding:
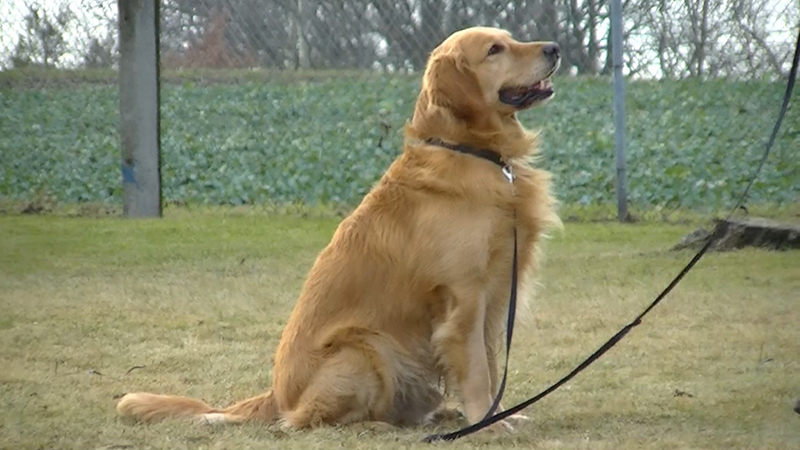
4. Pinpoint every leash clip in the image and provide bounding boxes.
[502,165,514,183]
